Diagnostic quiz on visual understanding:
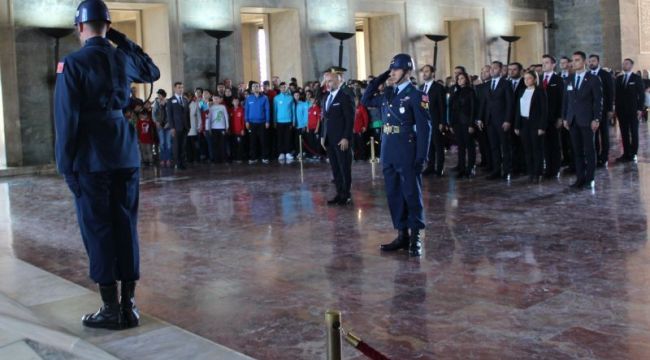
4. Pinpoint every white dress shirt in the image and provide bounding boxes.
[520,88,534,118]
